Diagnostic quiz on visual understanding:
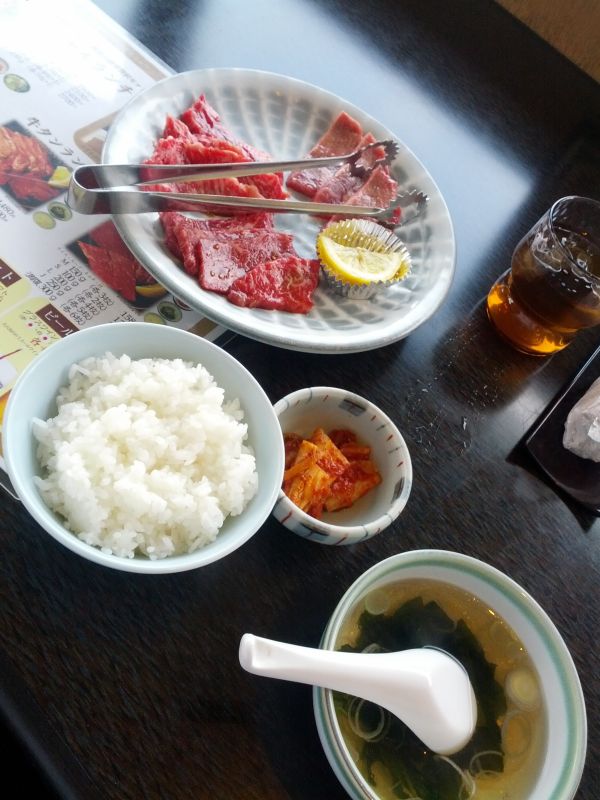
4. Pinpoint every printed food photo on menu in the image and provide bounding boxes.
[68,220,167,308]
[0,120,71,209]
